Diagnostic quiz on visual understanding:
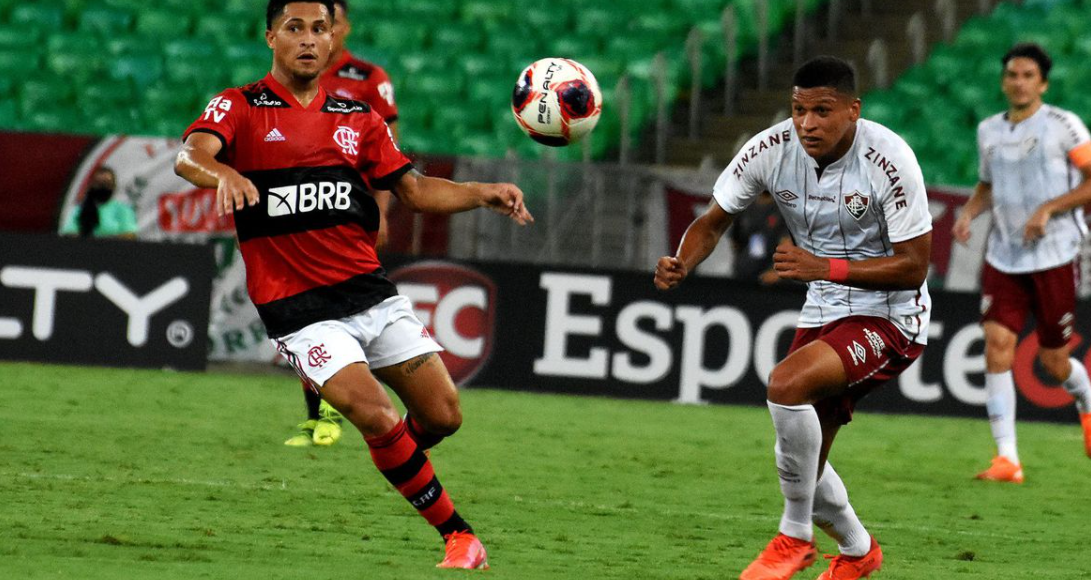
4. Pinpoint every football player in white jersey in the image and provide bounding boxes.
[953,43,1091,484]
[656,56,932,580]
